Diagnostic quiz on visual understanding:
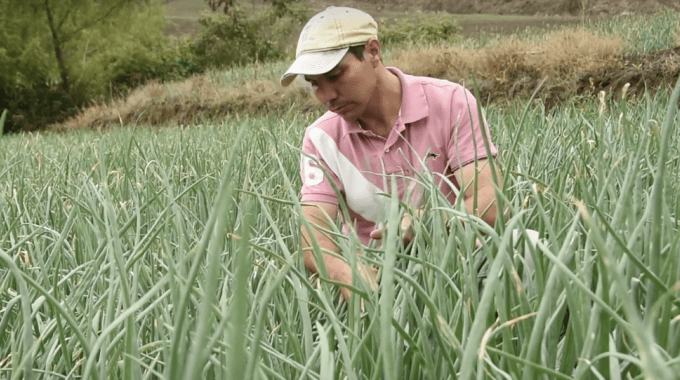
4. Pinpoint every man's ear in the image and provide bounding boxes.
[365,38,382,66]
